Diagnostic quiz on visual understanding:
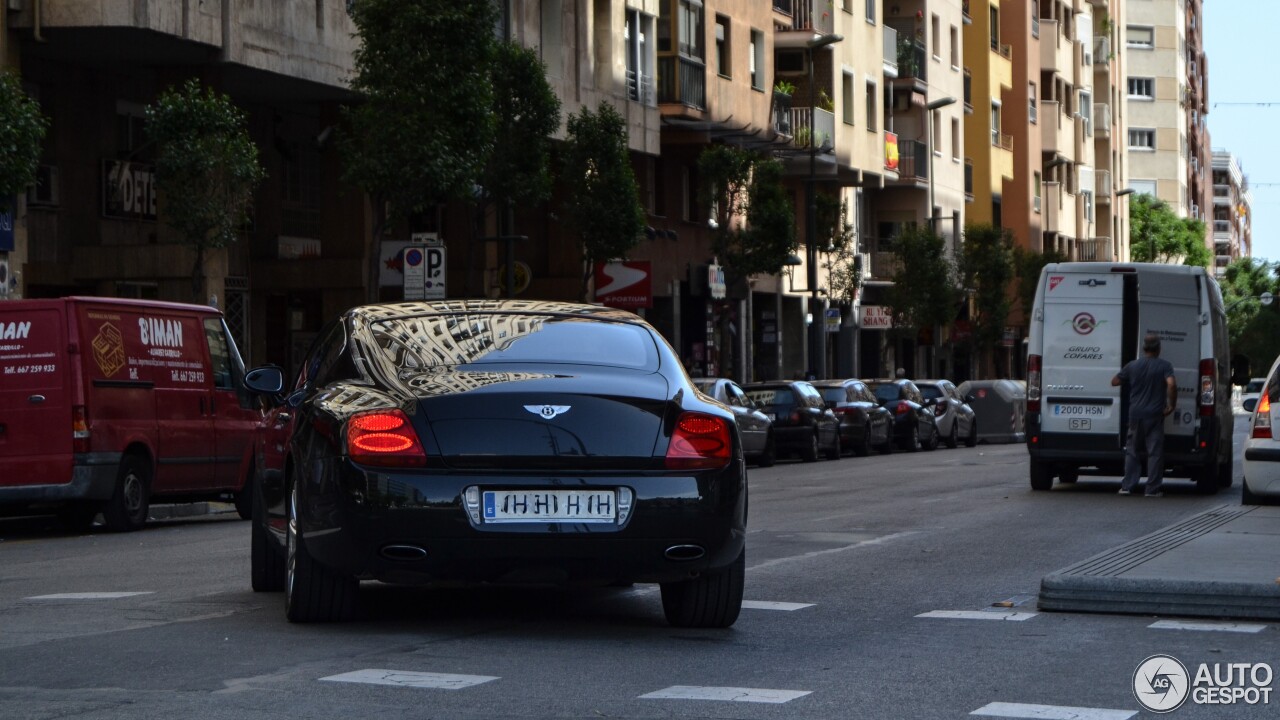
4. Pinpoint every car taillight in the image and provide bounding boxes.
[72,405,90,454]
[1254,393,1272,439]
[895,402,911,415]
[1027,354,1042,412]
[346,409,427,468]
[790,410,802,423]
[666,412,732,470]
[1199,358,1215,417]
